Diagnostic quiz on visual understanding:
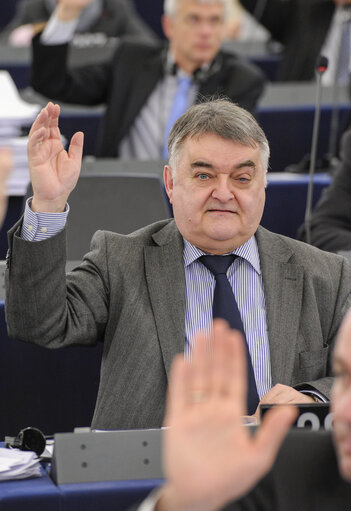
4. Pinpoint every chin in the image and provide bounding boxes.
[339,457,351,482]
